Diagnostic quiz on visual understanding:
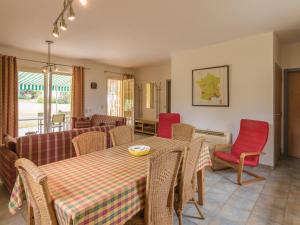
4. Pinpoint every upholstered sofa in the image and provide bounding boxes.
[0,125,114,193]
[72,114,126,129]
